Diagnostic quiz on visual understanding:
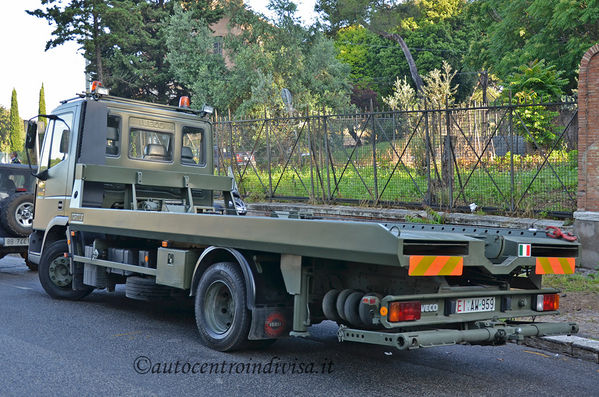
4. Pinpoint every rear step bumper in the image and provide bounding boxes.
[337,321,579,350]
